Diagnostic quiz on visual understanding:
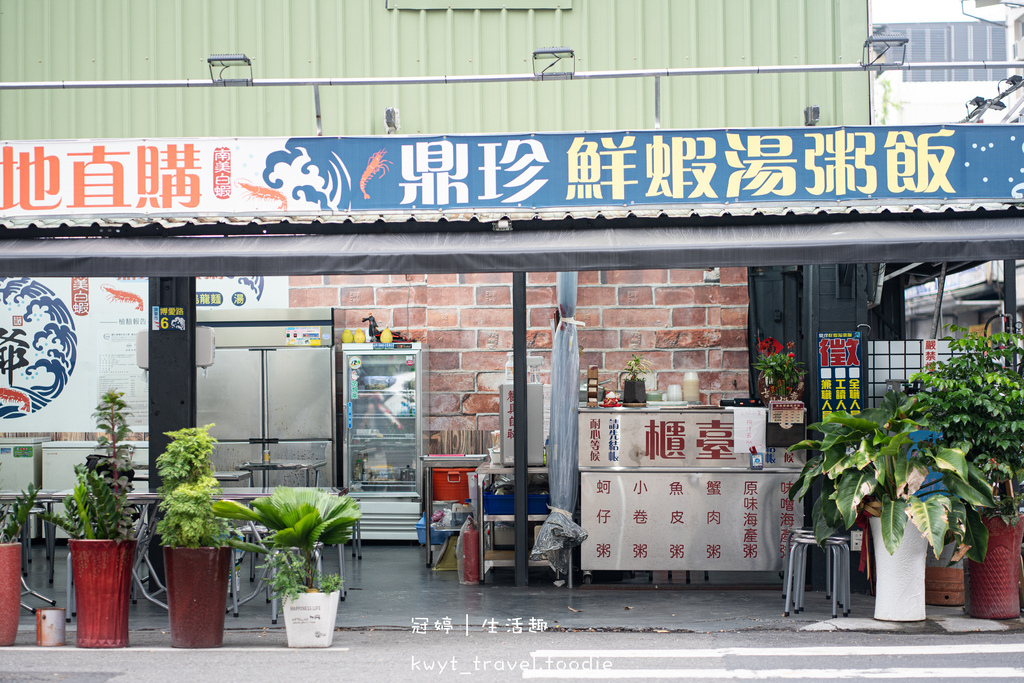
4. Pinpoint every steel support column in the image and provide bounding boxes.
[512,272,529,586]
[146,277,197,585]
